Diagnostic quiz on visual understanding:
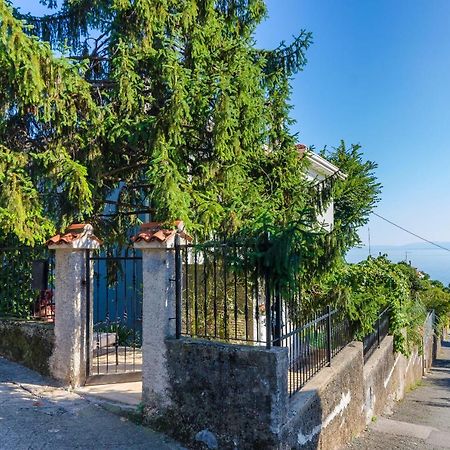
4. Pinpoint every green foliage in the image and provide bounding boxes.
[312,256,428,355]
[394,261,450,337]
[1,1,385,331]
[0,246,49,318]
[1,0,317,247]
[419,277,450,337]
[0,0,97,244]
[321,141,382,252]
[247,141,381,296]
[309,256,450,356]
